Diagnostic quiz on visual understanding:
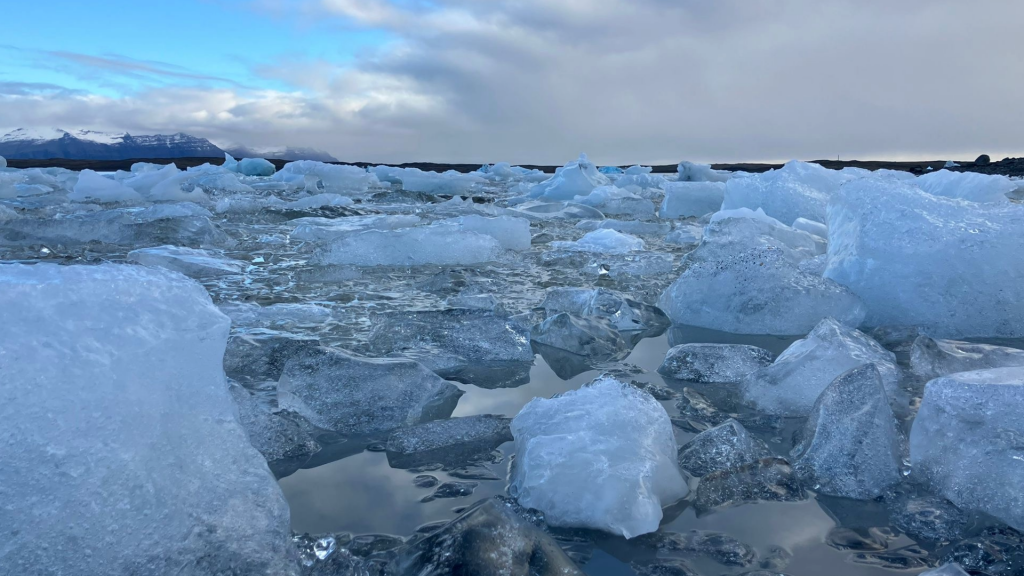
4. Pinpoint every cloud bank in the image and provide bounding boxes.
[2,0,1022,164]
